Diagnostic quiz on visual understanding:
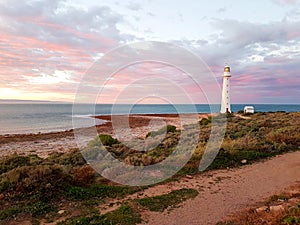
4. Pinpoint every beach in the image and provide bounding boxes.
[0,114,209,158]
